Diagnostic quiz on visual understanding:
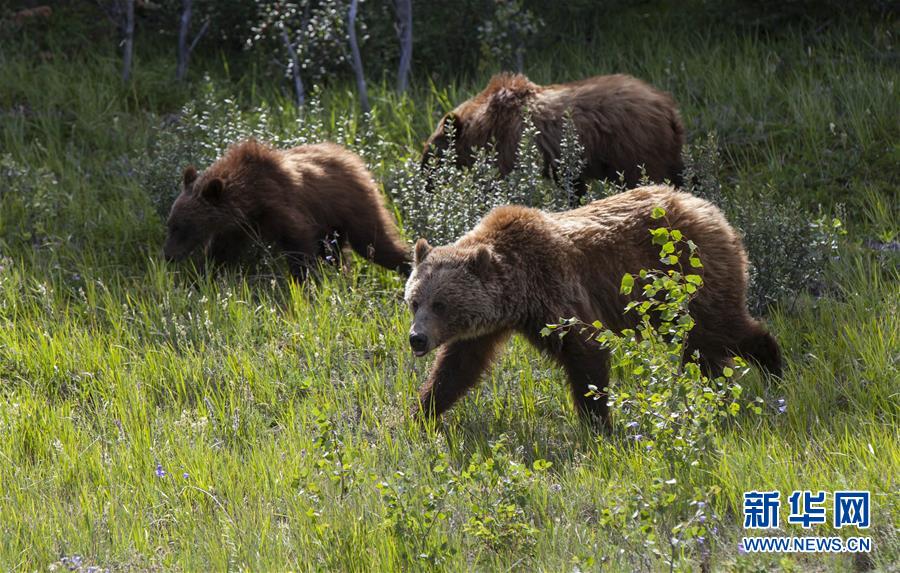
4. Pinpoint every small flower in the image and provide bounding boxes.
[737,541,746,554]
[155,462,166,478]
[626,421,639,429]
[183,472,190,479]
[776,397,787,414]
[632,434,643,441]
